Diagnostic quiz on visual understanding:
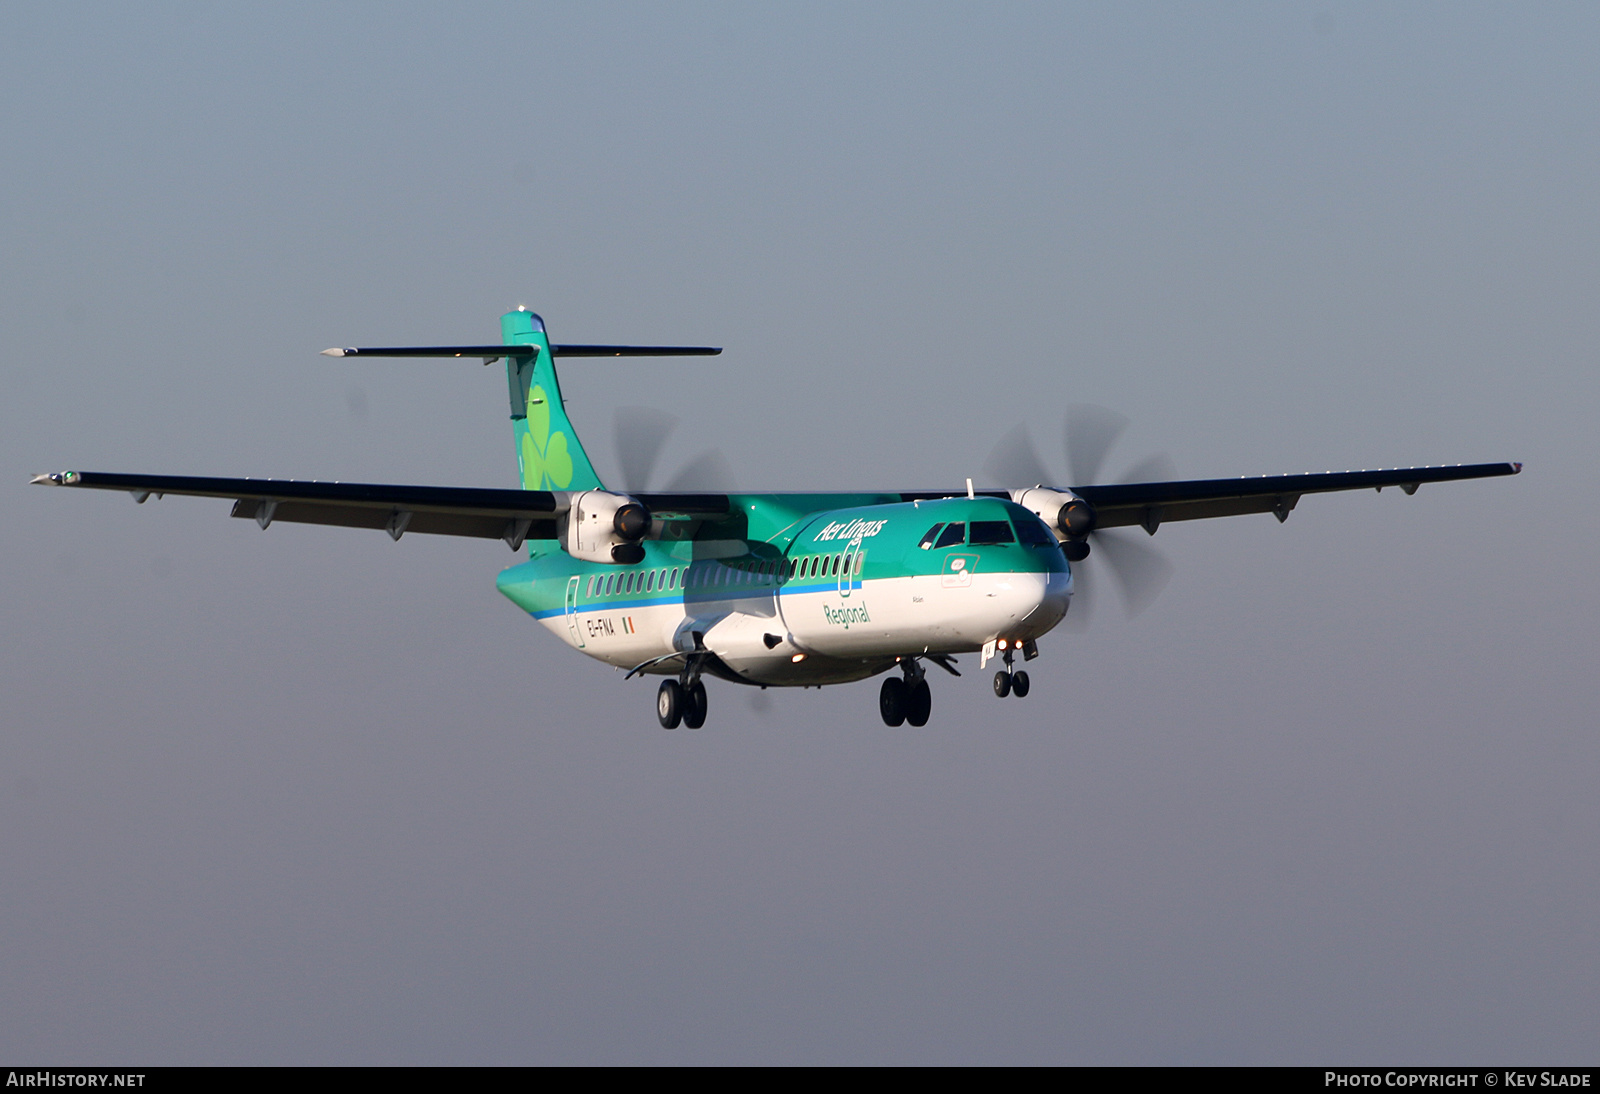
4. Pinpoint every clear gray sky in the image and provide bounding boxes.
[3,2,1596,1064]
